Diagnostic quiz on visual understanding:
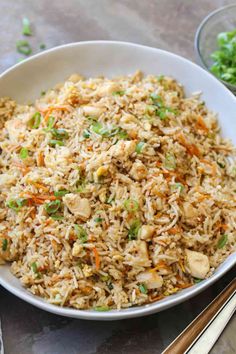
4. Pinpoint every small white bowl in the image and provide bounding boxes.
[0,41,235,320]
